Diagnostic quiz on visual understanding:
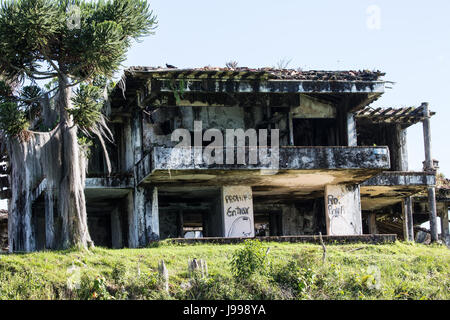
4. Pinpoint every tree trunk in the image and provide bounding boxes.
[57,76,93,249]
[7,76,92,252]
